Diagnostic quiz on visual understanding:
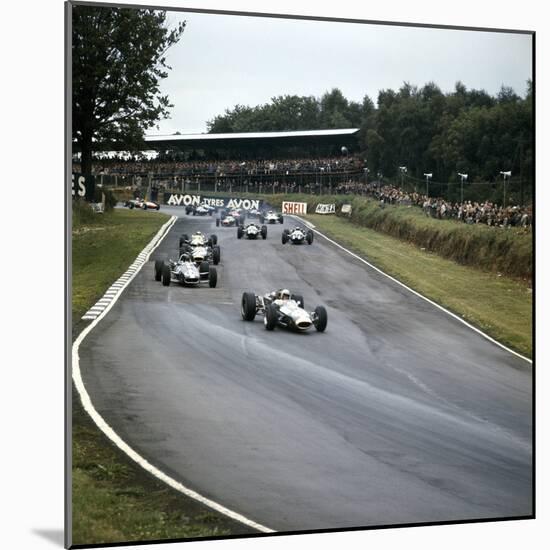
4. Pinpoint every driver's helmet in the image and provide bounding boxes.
[278,289,291,301]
